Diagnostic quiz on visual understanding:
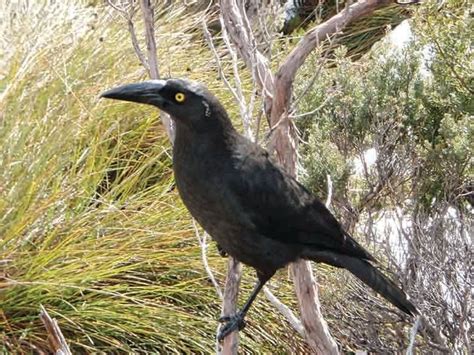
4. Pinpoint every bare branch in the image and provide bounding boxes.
[201,20,240,102]
[202,16,253,137]
[193,220,223,300]
[325,174,333,209]
[138,0,174,141]
[290,34,336,110]
[138,0,159,79]
[219,13,253,137]
[106,0,128,16]
[279,0,392,82]
[263,286,305,337]
[254,100,264,143]
[406,315,421,355]
[290,261,339,354]
[127,17,148,70]
[217,257,242,355]
[289,94,334,120]
[40,305,72,355]
[270,0,393,170]
[107,0,175,141]
[107,1,148,69]
[219,0,274,113]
